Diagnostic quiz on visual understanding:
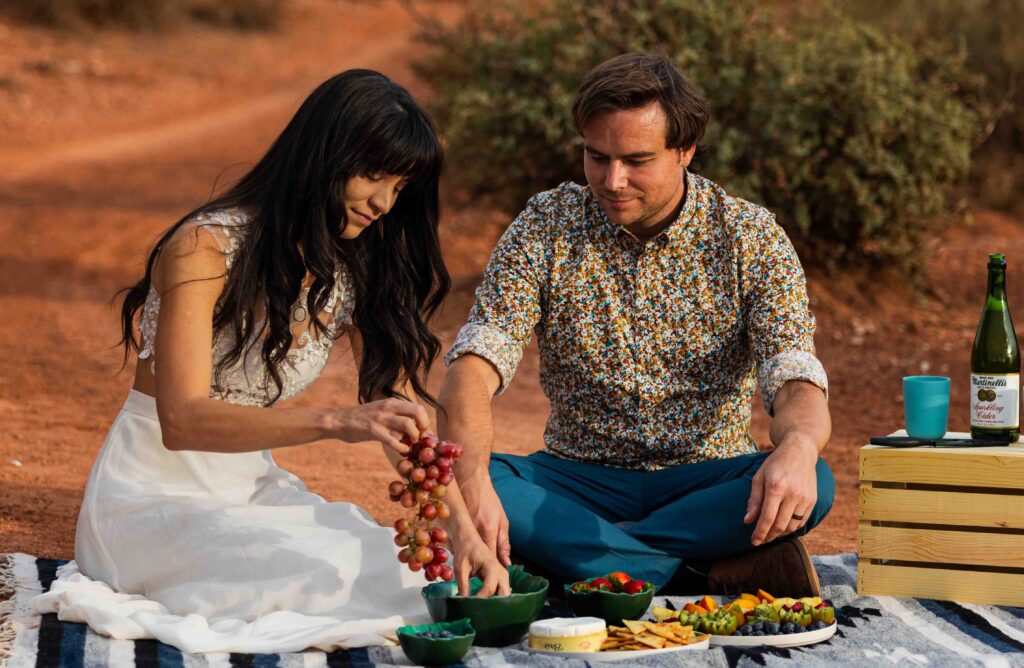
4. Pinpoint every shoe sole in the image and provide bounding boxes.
[792,537,822,597]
